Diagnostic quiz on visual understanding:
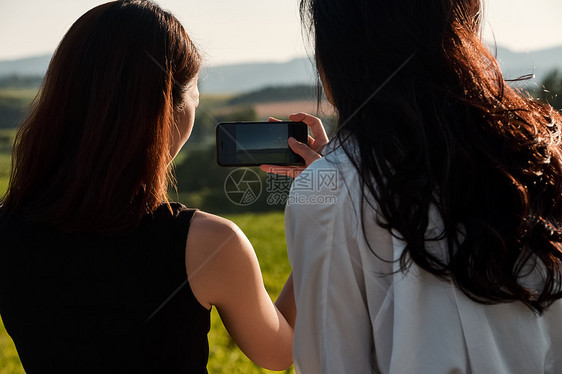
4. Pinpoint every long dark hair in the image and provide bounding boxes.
[3,0,201,232]
[301,0,562,313]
